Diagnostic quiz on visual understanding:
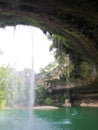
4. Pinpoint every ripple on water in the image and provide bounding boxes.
[55,119,72,125]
